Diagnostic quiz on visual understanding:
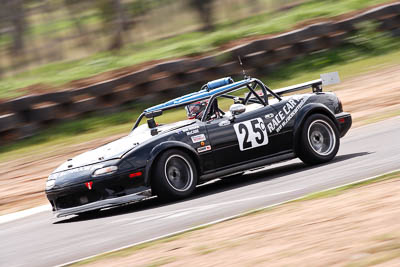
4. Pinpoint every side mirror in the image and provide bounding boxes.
[229,104,246,122]
[230,103,246,116]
